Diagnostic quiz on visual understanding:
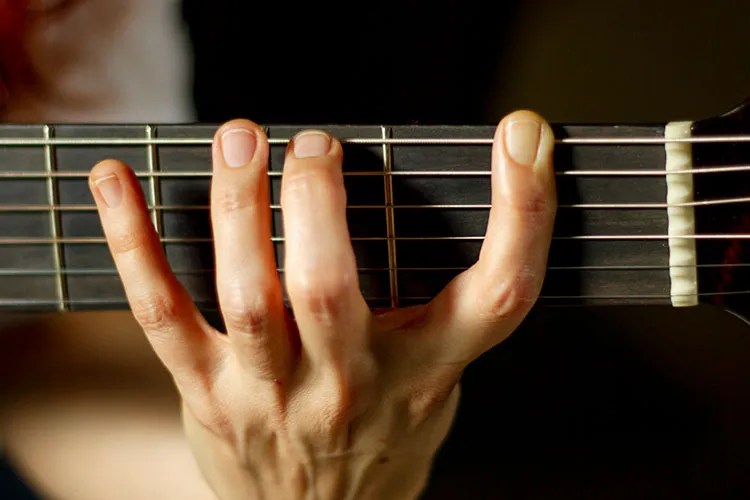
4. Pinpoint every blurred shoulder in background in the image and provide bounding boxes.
[1,0,193,123]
